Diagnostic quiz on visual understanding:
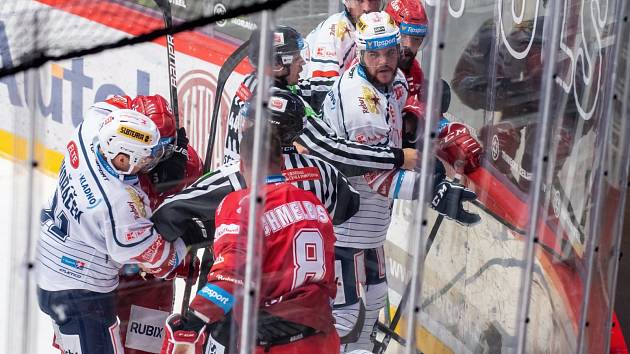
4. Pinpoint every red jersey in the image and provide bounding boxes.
[190,182,337,333]
[404,58,424,99]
